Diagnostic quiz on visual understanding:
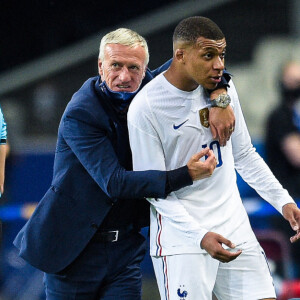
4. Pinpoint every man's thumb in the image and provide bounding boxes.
[194,148,209,160]
[290,219,299,231]
[220,236,236,249]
